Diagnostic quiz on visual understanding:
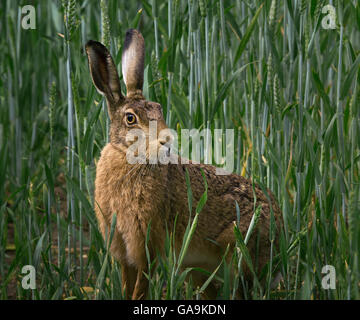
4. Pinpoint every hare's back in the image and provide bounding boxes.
[169,163,281,243]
